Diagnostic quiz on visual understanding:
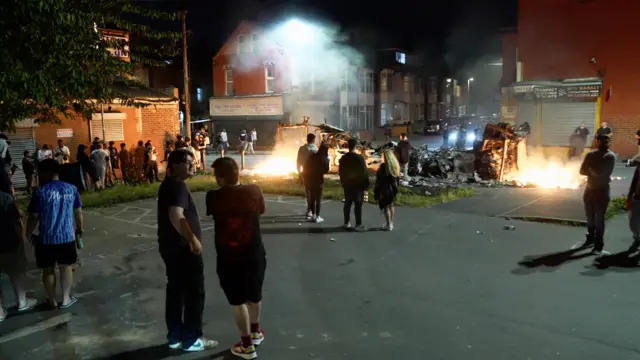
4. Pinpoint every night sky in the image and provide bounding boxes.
[148,0,517,76]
